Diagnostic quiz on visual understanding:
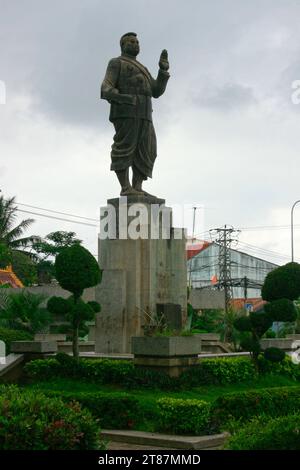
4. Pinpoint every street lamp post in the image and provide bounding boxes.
[291,200,300,262]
